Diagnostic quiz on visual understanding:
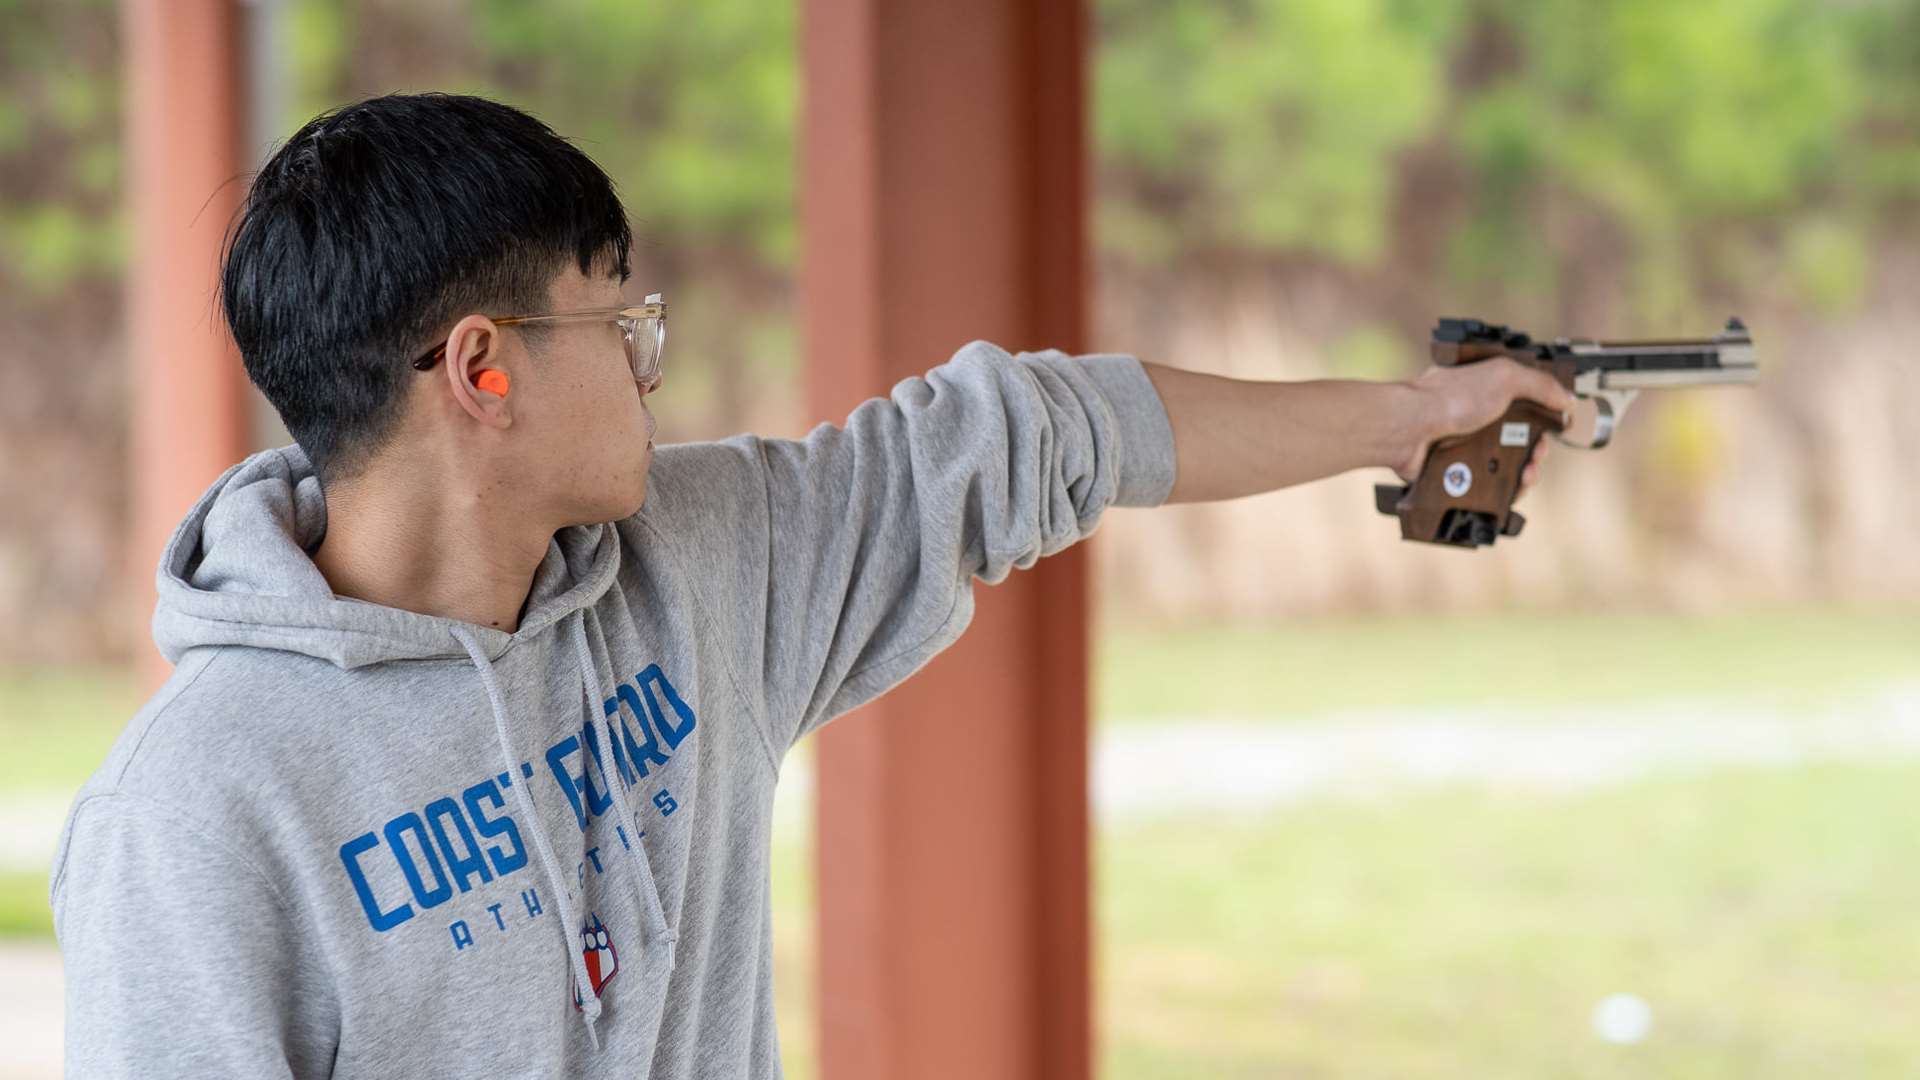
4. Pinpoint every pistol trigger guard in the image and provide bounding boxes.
[1550,388,1638,450]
